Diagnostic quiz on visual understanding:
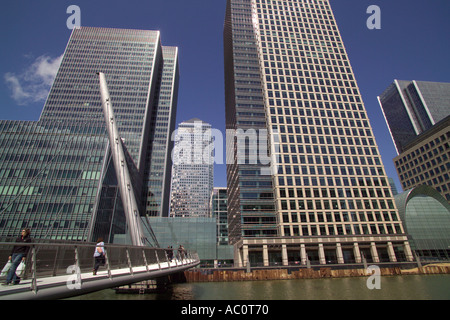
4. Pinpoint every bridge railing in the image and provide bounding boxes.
[0,241,198,288]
